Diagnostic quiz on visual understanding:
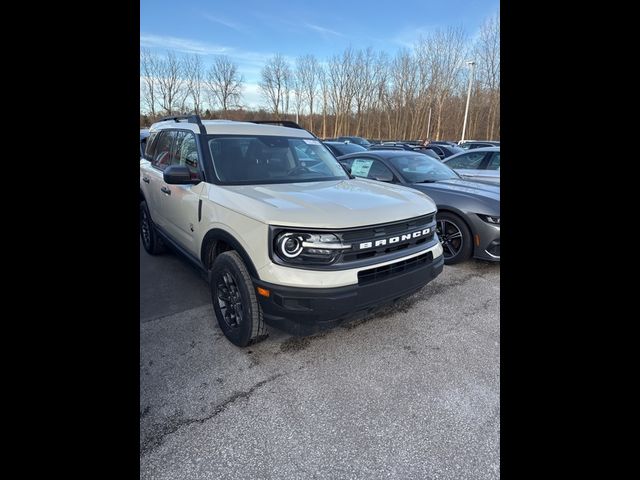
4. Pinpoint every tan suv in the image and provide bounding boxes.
[140,116,444,346]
